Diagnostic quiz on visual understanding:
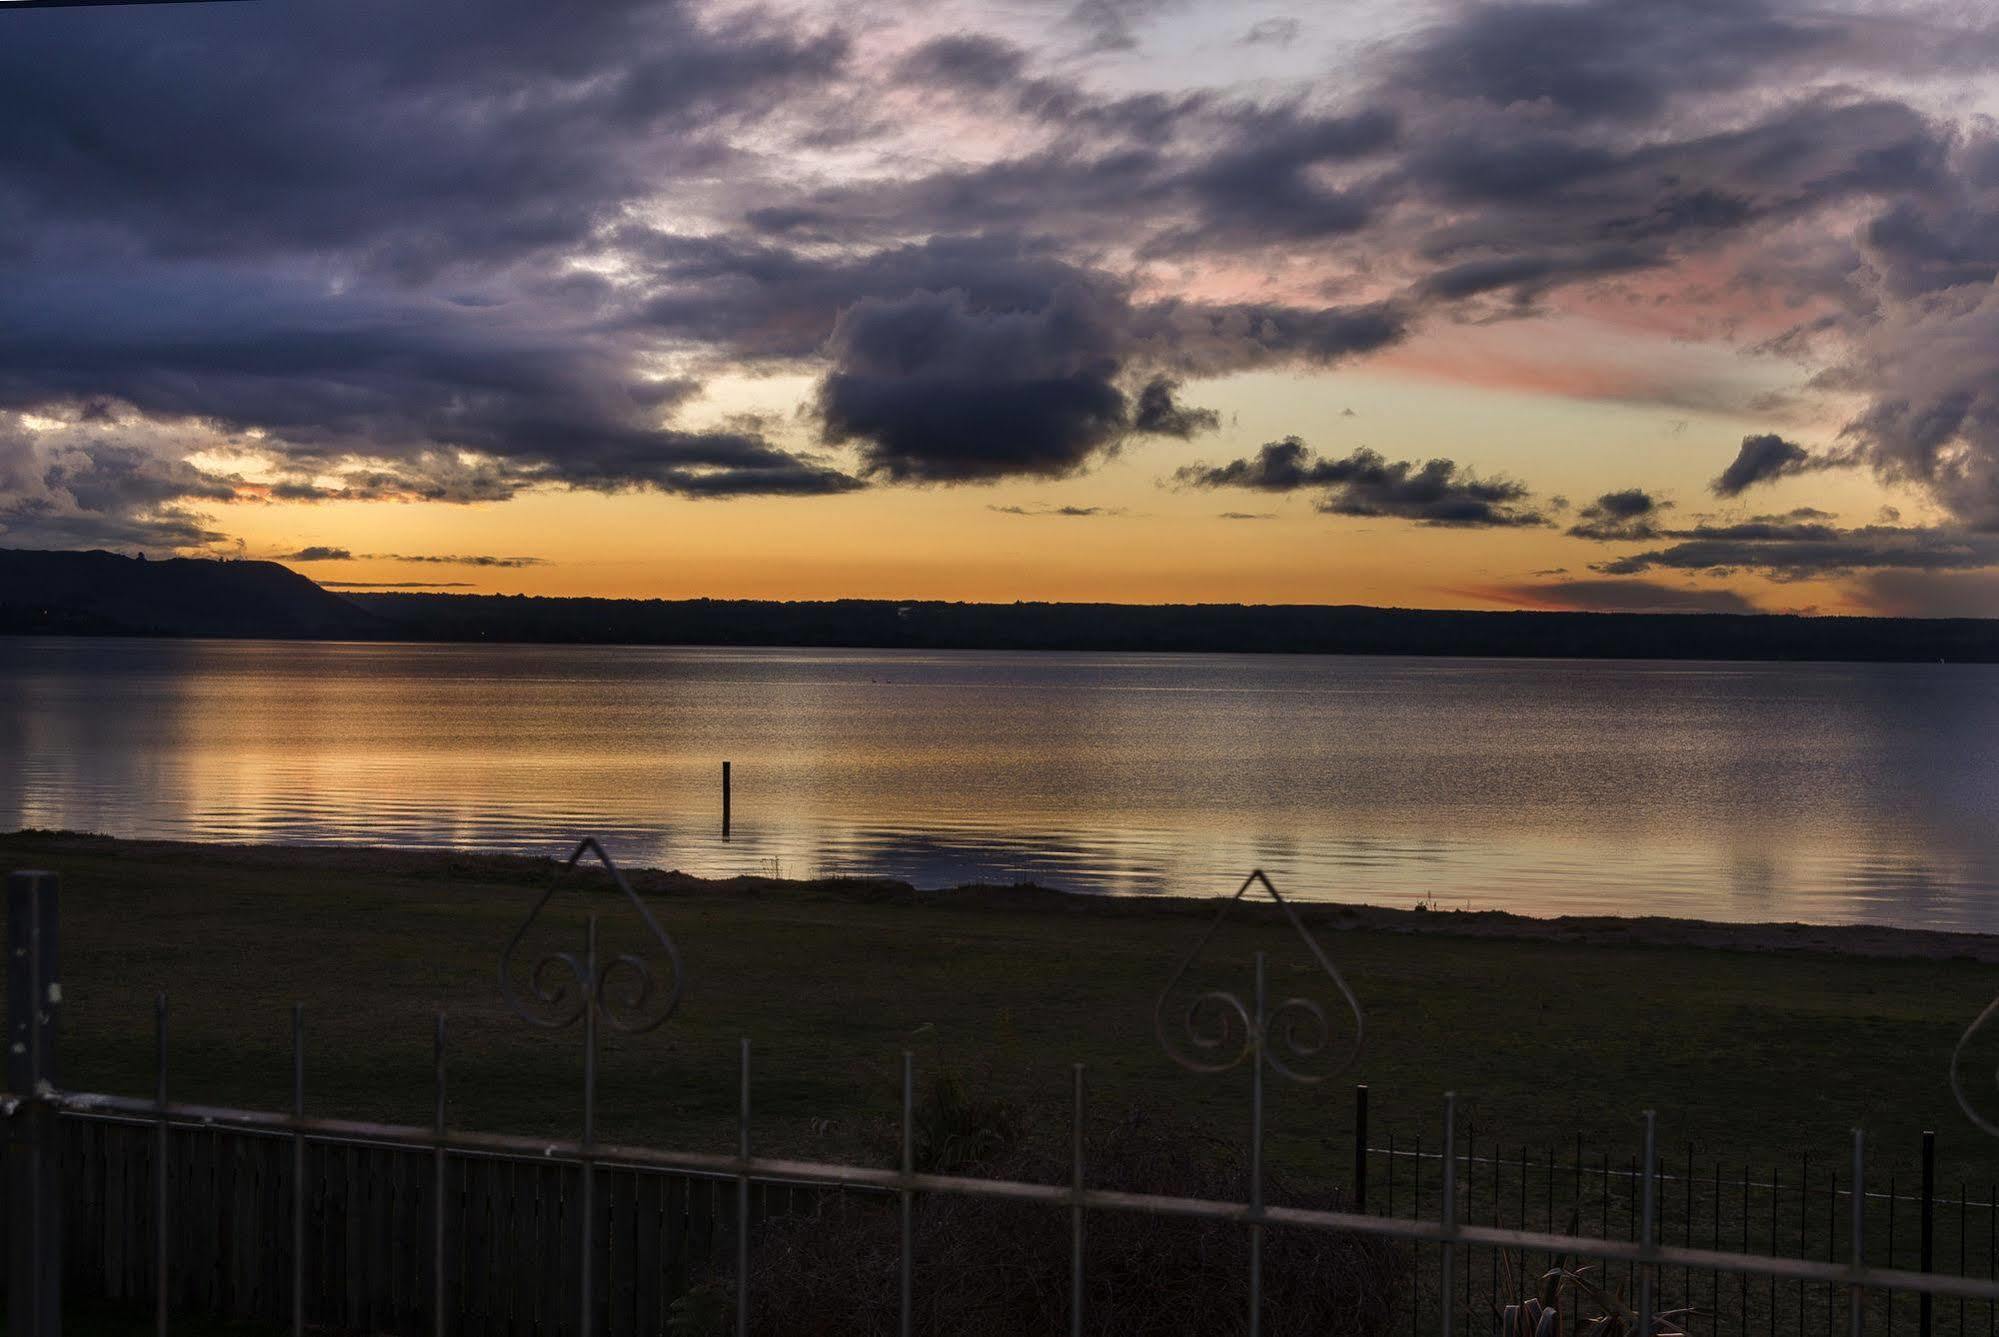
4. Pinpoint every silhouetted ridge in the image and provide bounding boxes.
[0,549,376,639]
[348,591,1998,663]
[1,550,1991,659]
